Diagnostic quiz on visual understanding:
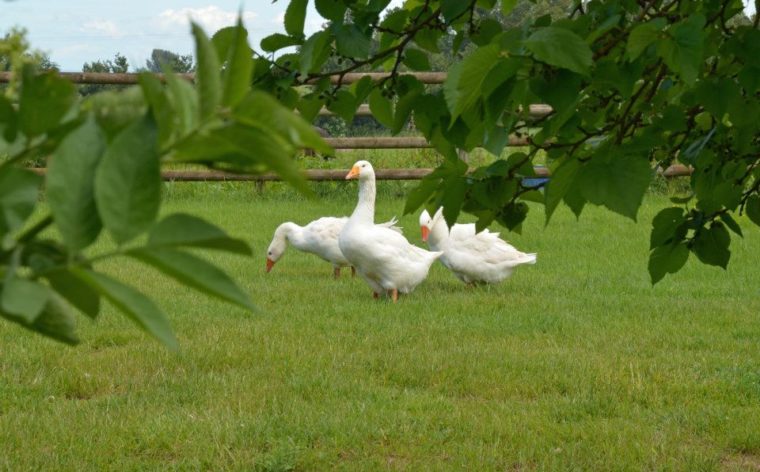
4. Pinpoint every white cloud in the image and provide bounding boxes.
[82,20,122,38]
[156,6,257,34]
